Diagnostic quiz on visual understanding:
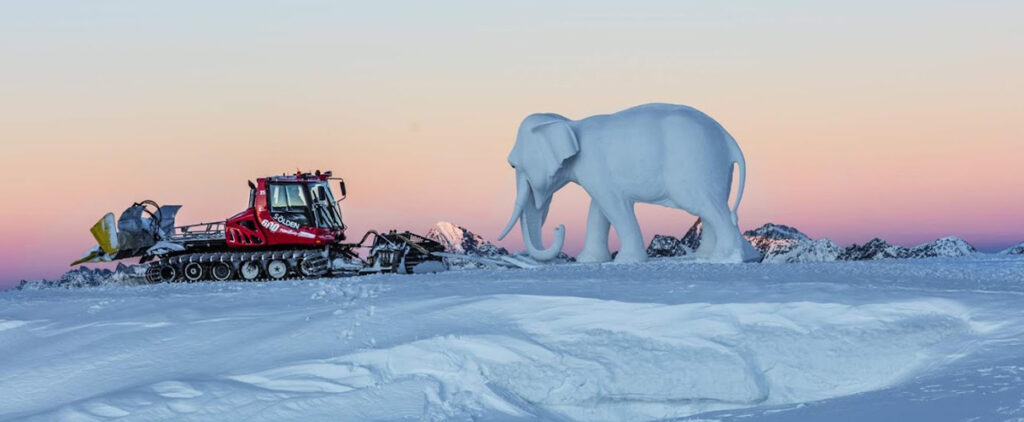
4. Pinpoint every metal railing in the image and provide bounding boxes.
[170,221,225,242]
